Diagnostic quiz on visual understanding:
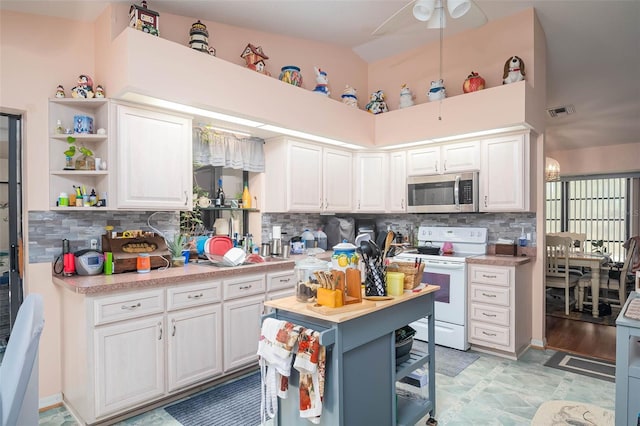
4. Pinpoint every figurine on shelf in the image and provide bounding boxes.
[463,71,486,93]
[189,20,215,56]
[365,90,388,114]
[55,85,66,98]
[341,85,358,108]
[240,43,270,75]
[95,85,106,98]
[502,56,526,84]
[427,79,446,102]
[398,84,415,109]
[71,74,94,98]
[312,67,330,96]
[129,0,160,36]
